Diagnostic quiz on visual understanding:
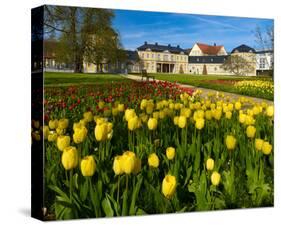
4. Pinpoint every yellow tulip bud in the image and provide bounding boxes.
[128,116,139,131]
[255,138,264,151]
[235,102,241,110]
[49,119,58,129]
[173,116,179,126]
[148,153,159,168]
[81,155,96,177]
[94,123,108,142]
[262,141,272,155]
[205,110,212,120]
[113,155,124,175]
[118,104,125,112]
[56,127,64,135]
[153,111,159,120]
[166,147,175,160]
[266,105,274,117]
[140,99,147,110]
[133,157,142,175]
[195,118,205,130]
[225,135,236,150]
[178,116,187,128]
[57,135,70,151]
[112,107,119,116]
[61,146,78,170]
[33,120,40,129]
[147,118,158,130]
[146,102,154,114]
[246,125,256,138]
[162,175,177,199]
[225,111,232,119]
[73,126,88,143]
[98,101,105,109]
[211,171,221,186]
[125,109,136,121]
[122,151,136,174]
[58,118,69,129]
[43,125,49,139]
[47,131,57,142]
[83,111,93,122]
[206,158,214,171]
